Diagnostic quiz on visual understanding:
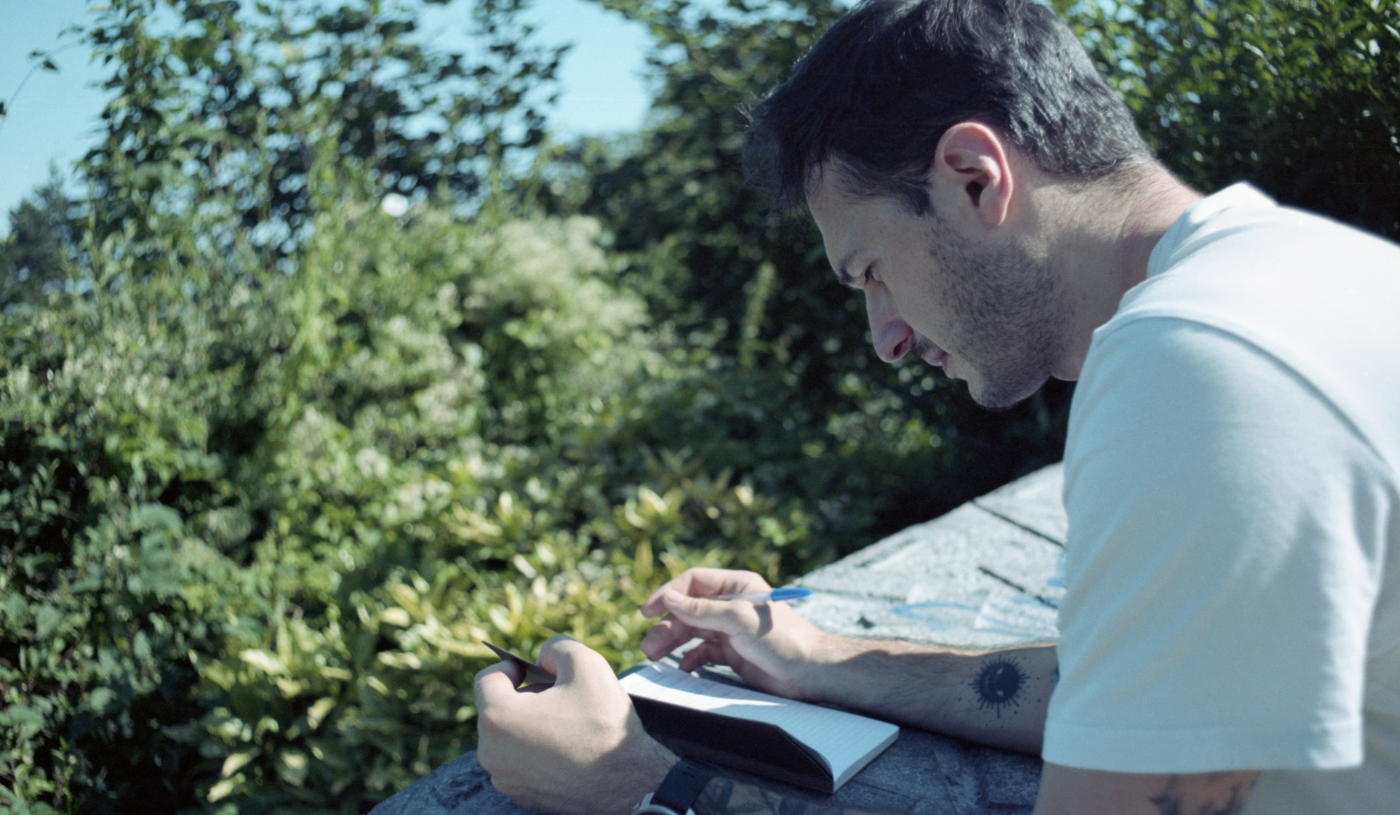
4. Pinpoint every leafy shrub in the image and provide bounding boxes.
[12,1,1389,812]
[0,156,852,812]
[568,0,1074,544]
